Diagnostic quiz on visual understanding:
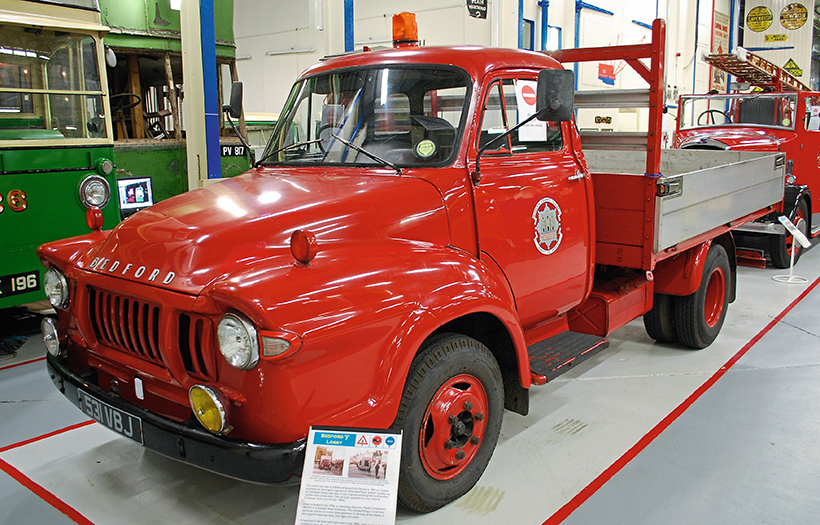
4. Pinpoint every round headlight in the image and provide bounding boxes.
[79,175,111,209]
[44,267,69,309]
[217,313,259,370]
[189,385,228,434]
[41,317,63,356]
